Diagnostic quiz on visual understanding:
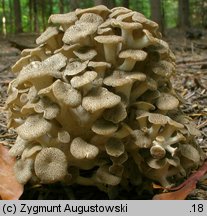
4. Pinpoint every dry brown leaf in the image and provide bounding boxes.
[152,161,207,200]
[153,181,196,200]
[0,144,23,200]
